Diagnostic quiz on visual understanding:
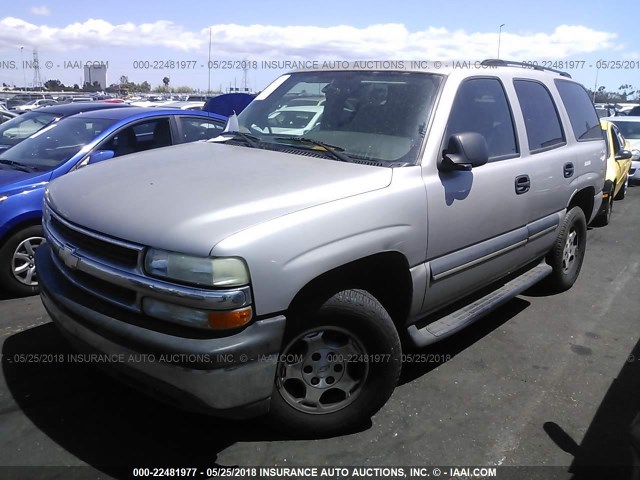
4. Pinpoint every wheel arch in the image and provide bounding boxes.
[287,251,413,332]
[0,215,42,250]
[567,186,595,222]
